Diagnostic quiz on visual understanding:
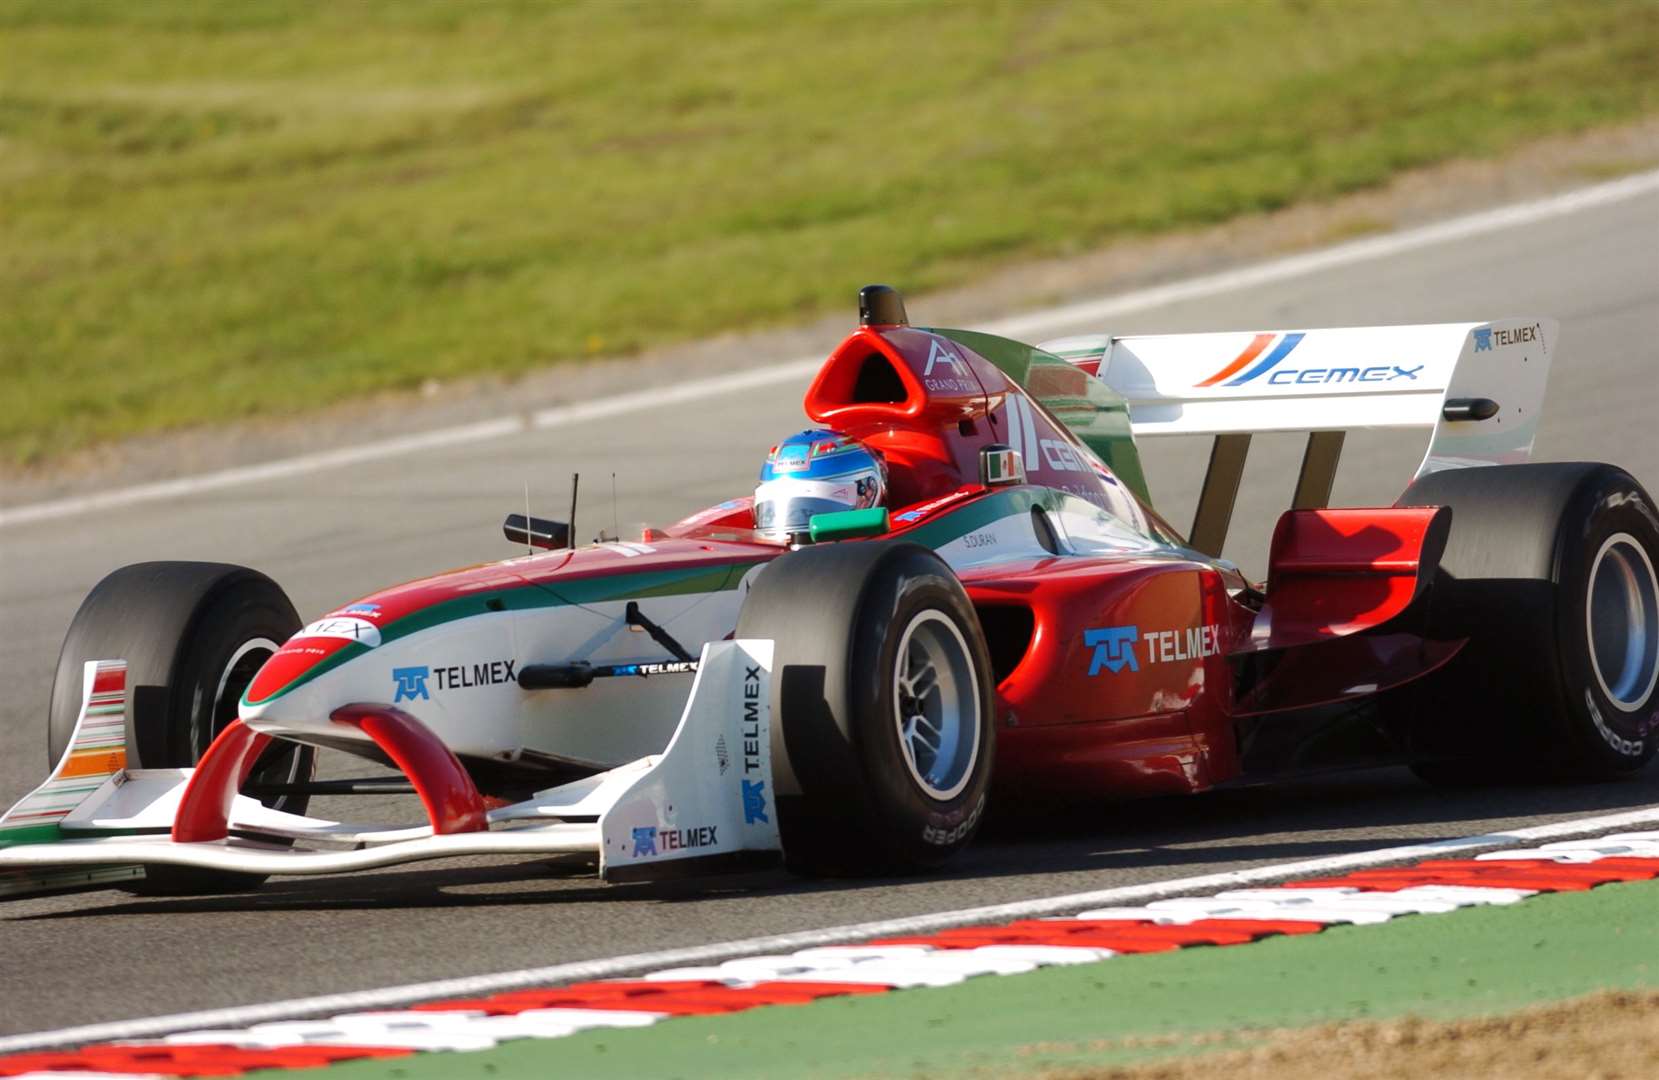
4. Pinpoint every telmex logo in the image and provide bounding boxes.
[1193,332,1421,388]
